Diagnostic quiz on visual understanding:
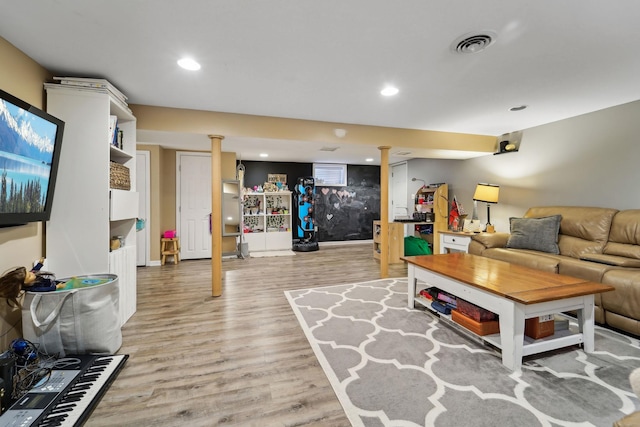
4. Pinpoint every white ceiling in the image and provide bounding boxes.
[2,1,639,164]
